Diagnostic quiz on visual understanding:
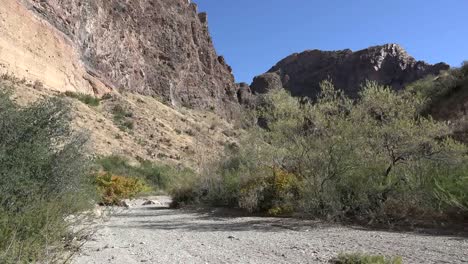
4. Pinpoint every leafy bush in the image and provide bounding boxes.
[331,253,402,264]
[63,91,101,106]
[0,88,94,263]
[174,80,468,224]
